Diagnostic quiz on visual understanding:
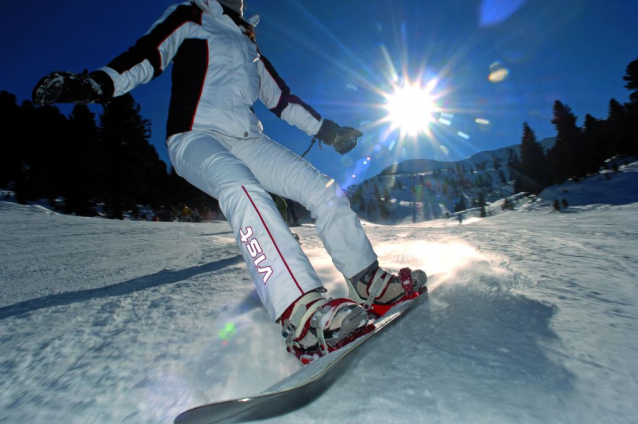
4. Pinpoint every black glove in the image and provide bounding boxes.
[32,70,114,106]
[314,119,363,155]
